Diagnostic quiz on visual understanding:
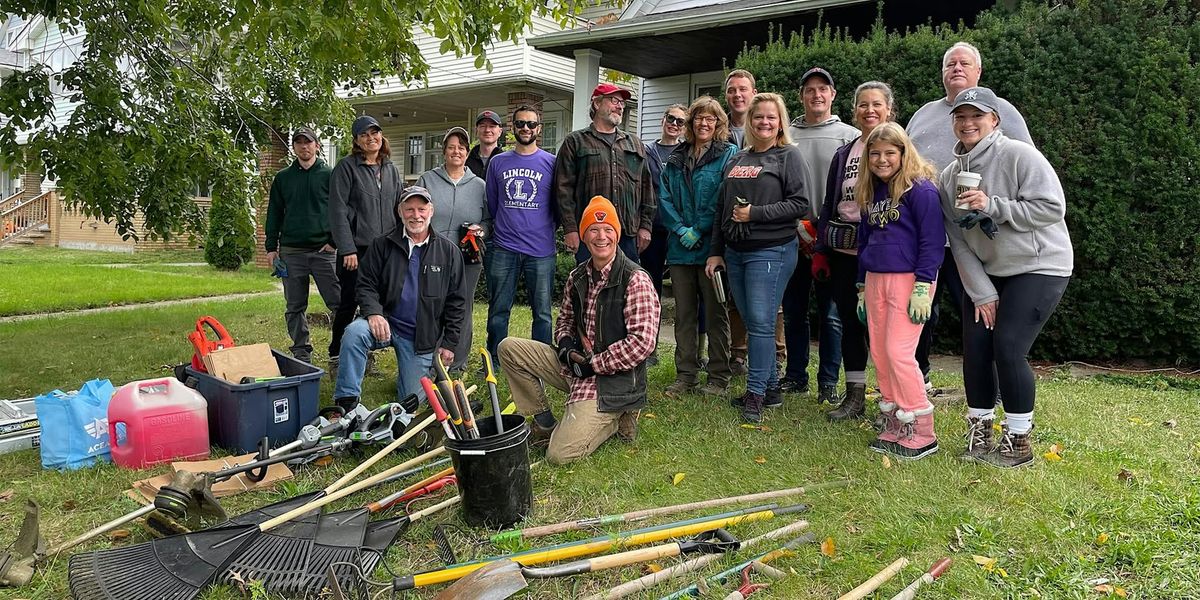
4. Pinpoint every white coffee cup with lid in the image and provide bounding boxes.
[955,171,982,210]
